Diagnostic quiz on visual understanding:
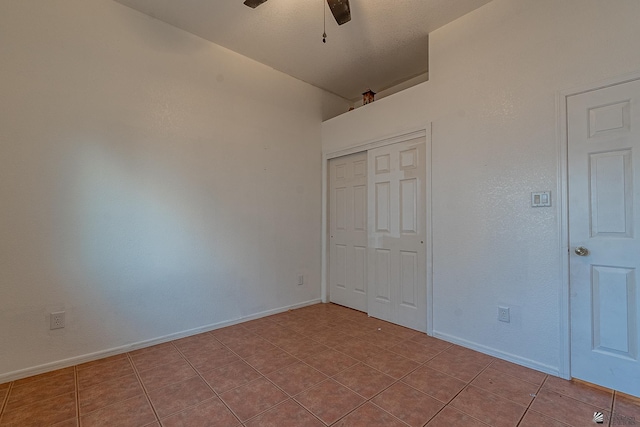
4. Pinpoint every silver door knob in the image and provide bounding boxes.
[574,246,589,256]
